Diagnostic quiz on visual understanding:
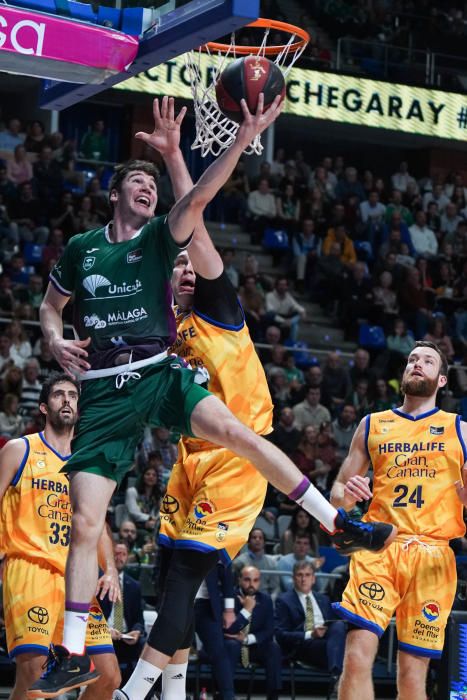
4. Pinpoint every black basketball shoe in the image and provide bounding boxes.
[27,645,100,698]
[327,508,397,555]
